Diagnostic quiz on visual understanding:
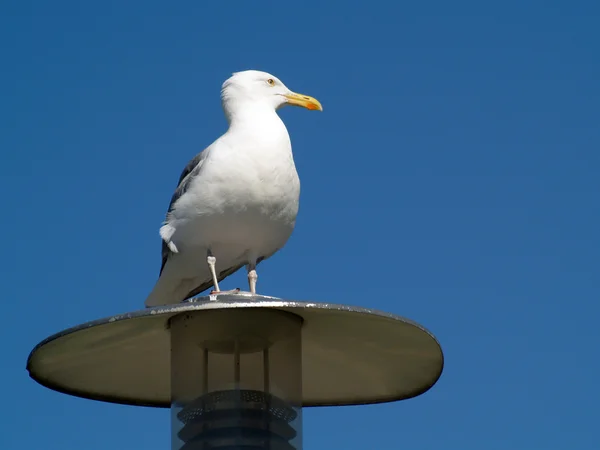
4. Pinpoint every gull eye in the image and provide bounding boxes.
[266,78,275,86]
